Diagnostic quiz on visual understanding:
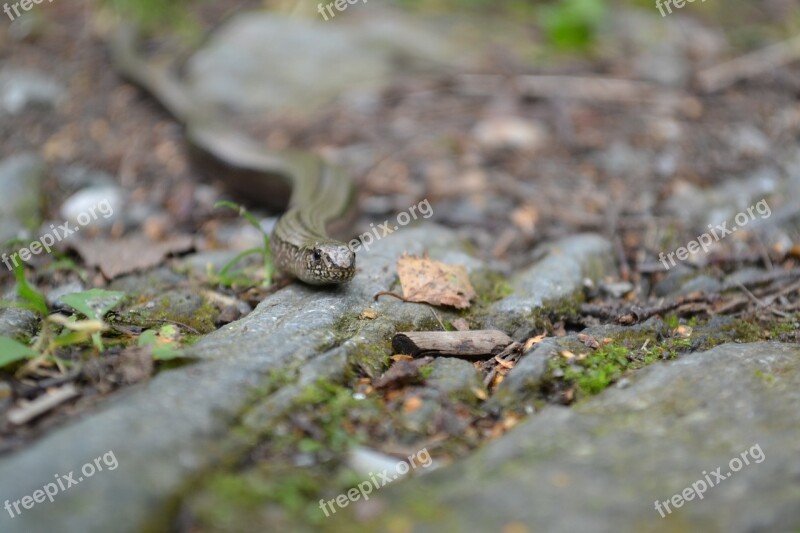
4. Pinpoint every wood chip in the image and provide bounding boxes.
[392,330,514,359]
[7,384,79,425]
